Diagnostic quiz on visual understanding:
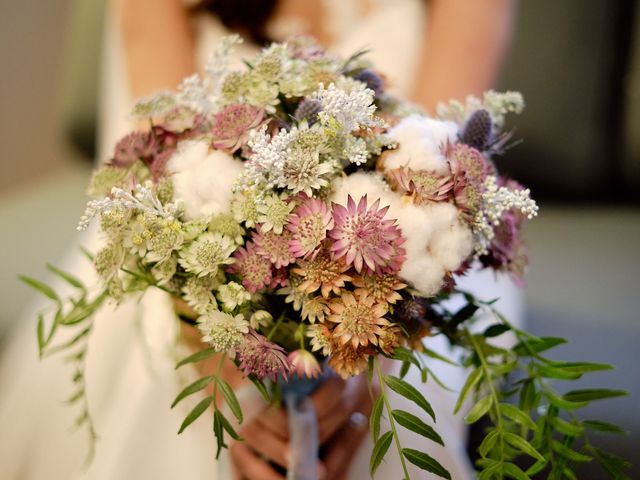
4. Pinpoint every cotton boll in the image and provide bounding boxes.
[396,202,471,295]
[401,256,446,296]
[382,114,458,175]
[330,171,391,206]
[427,204,473,270]
[168,141,244,220]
